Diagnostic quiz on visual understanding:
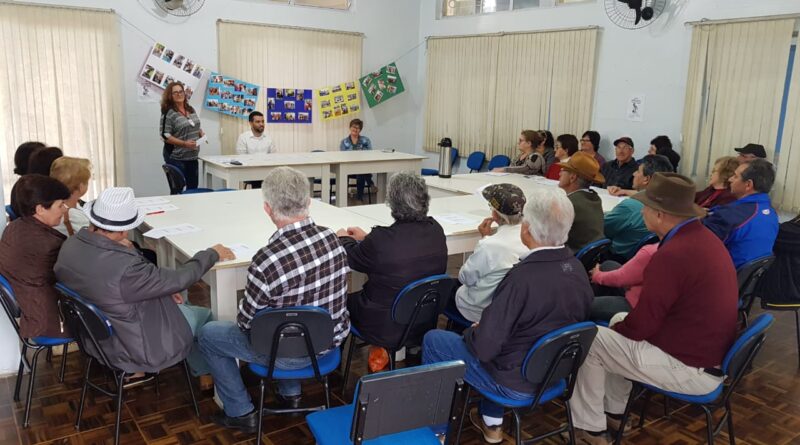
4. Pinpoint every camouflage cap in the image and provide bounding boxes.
[482,183,526,216]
